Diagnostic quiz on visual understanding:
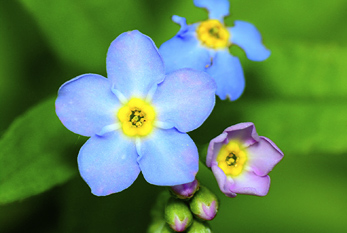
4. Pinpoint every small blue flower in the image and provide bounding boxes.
[159,0,270,100]
[55,30,216,196]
